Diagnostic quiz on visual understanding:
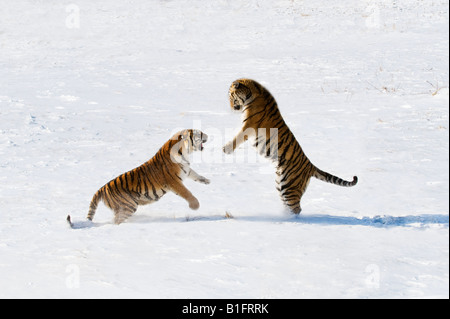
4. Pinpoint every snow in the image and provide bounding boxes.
[0,0,448,298]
